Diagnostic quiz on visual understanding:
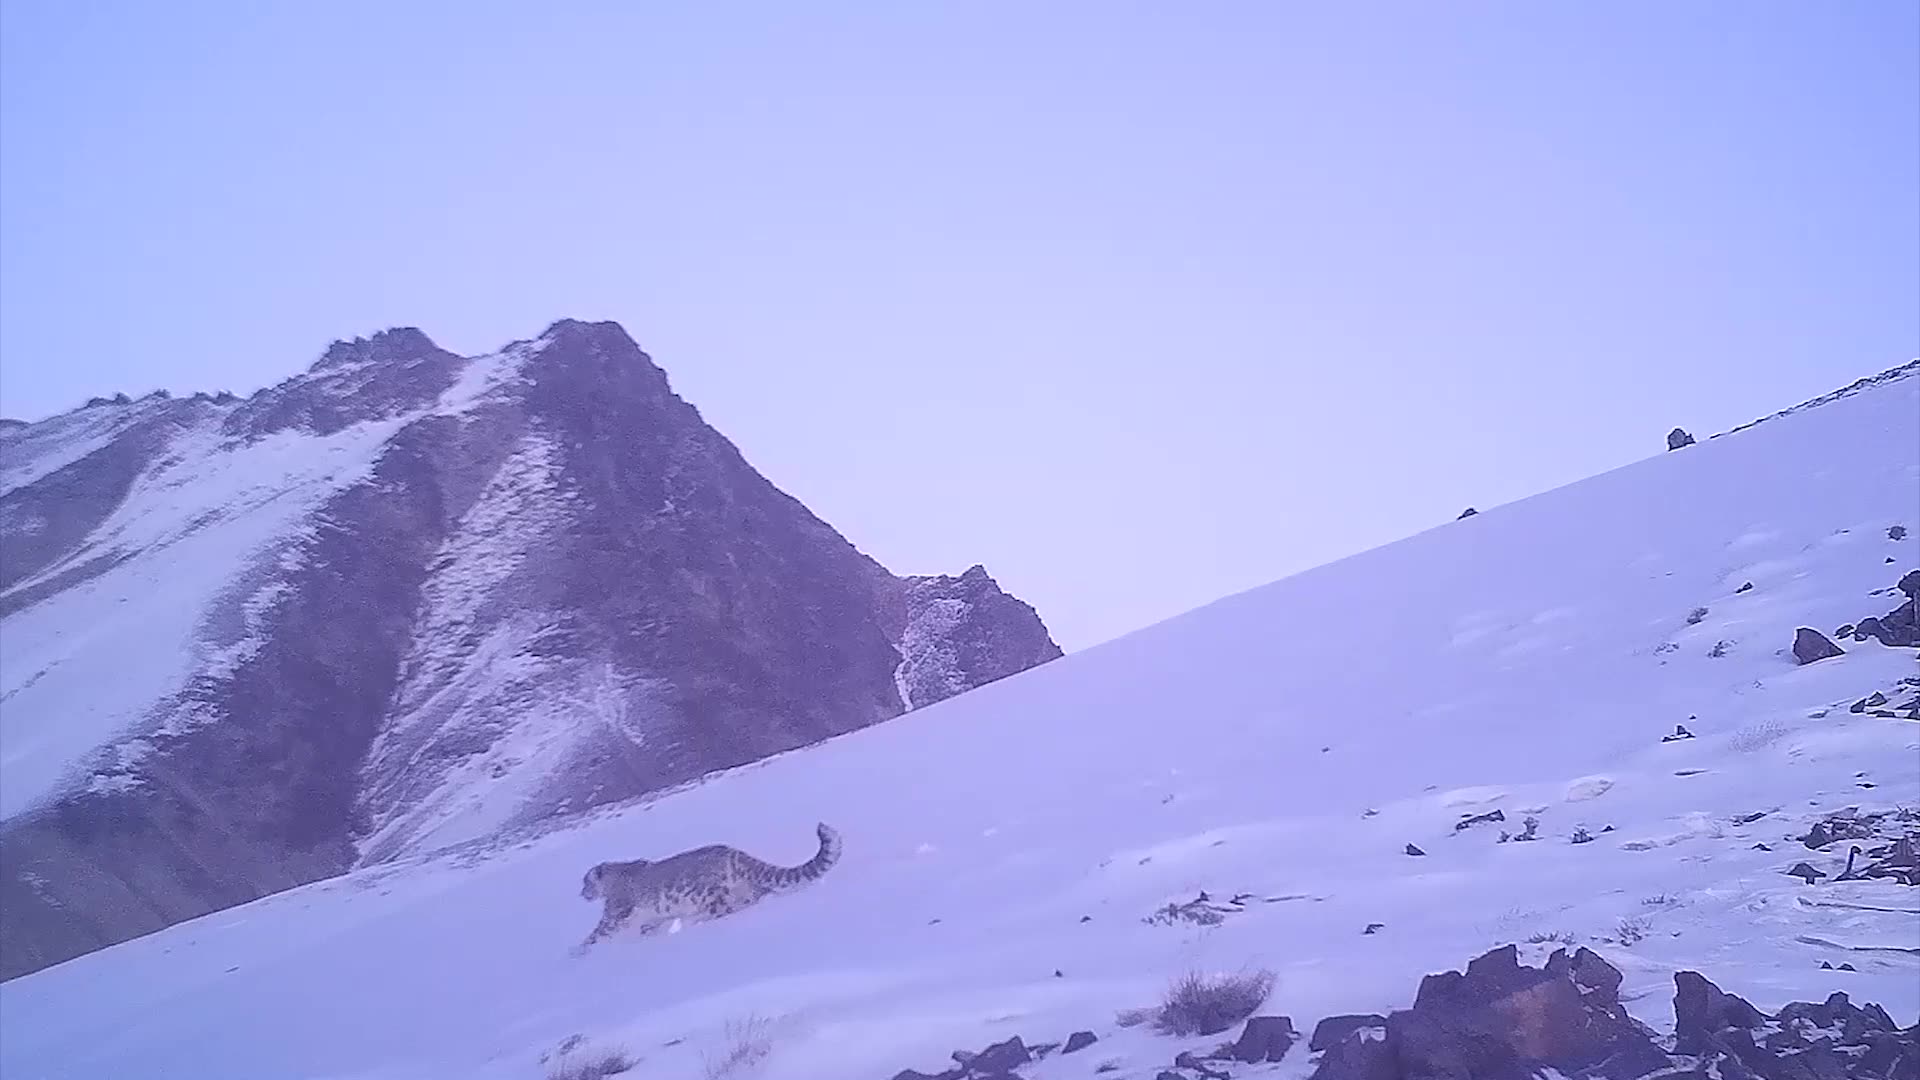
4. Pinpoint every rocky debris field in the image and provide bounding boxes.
[883,944,1918,1080]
